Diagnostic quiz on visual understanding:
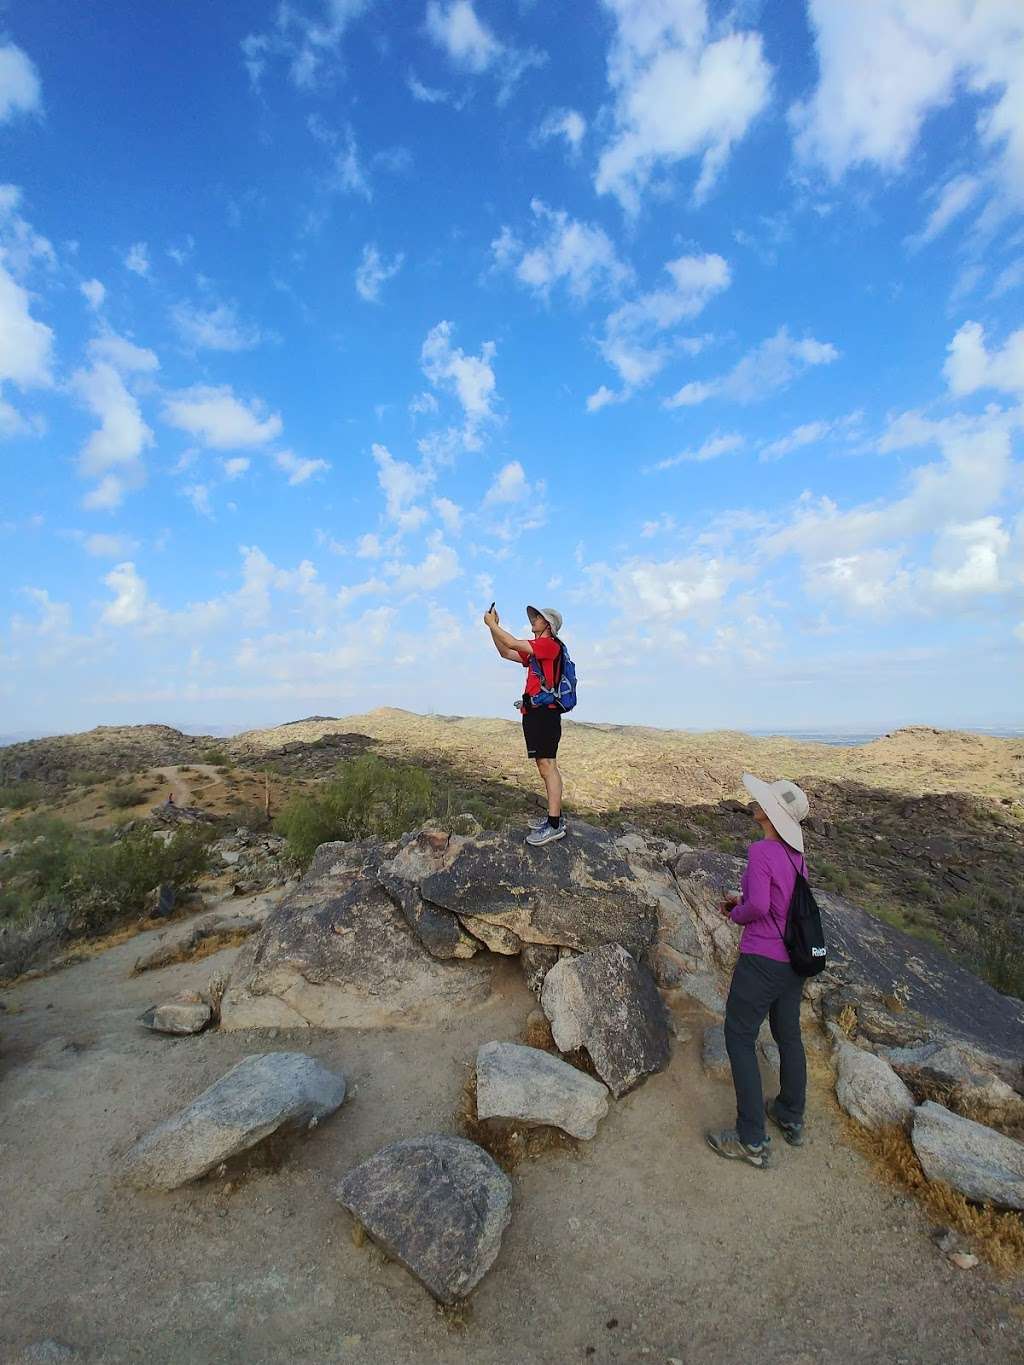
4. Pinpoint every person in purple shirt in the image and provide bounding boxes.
[706,773,811,1169]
